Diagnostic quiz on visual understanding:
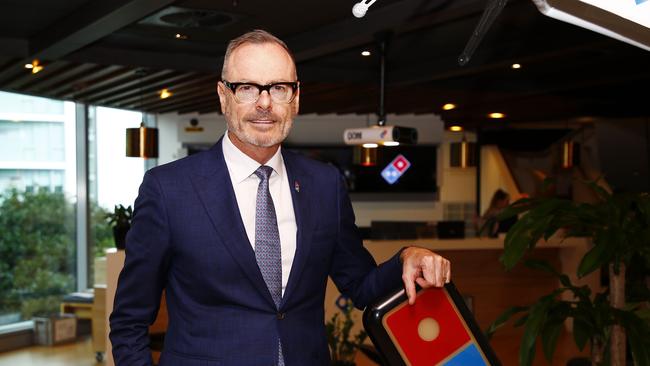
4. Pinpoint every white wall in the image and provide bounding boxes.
[157,112,478,226]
